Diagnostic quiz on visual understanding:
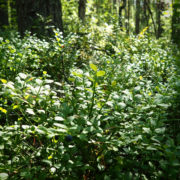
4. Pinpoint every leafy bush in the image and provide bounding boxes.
[0,31,180,179]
